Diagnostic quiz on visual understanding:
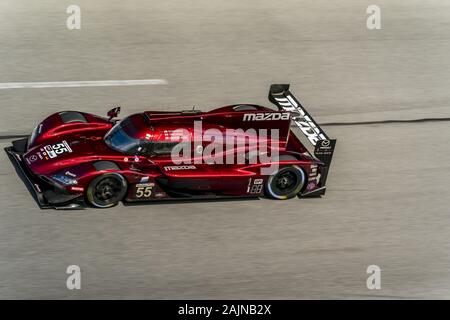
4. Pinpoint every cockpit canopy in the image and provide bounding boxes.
[104,114,184,156]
